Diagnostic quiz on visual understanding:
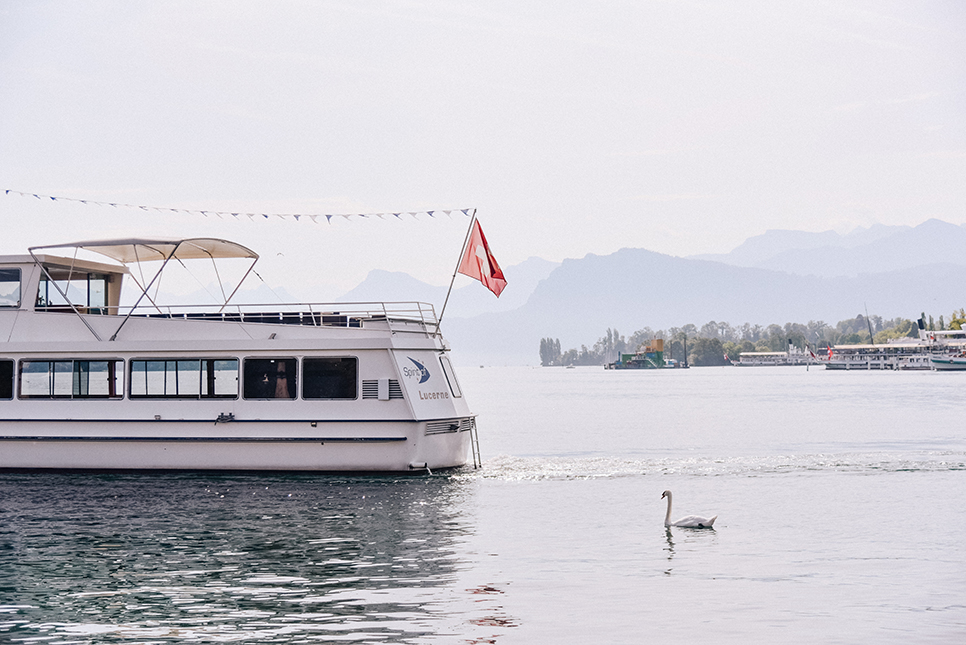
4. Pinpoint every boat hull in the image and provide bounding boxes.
[930,357,966,371]
[0,420,472,471]
[825,360,893,370]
